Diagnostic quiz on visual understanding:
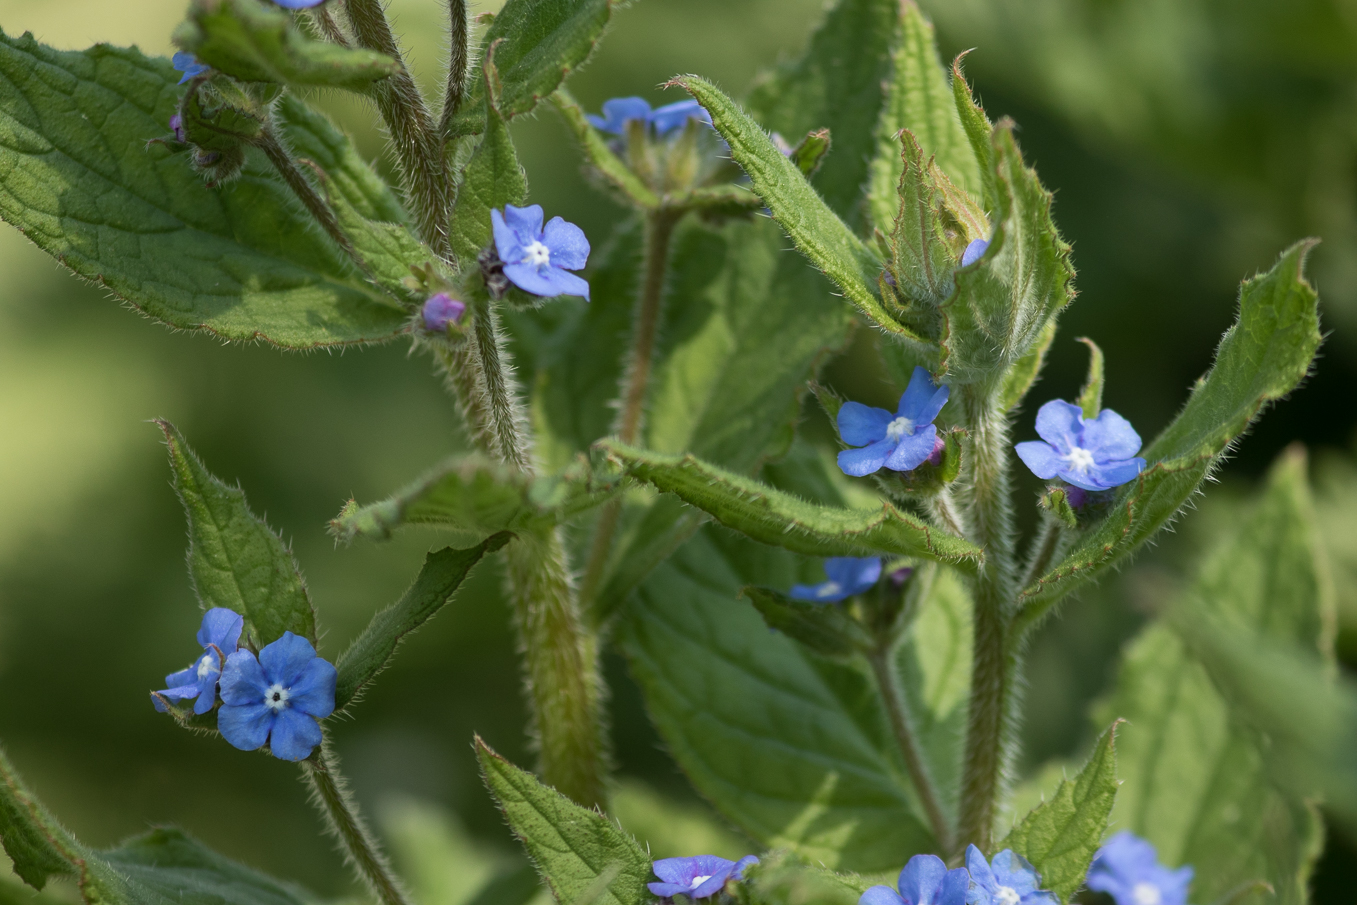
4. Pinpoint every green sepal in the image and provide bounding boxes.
[476,739,652,905]
[552,88,658,210]
[598,440,983,570]
[874,427,964,497]
[1017,242,1323,628]
[951,56,998,213]
[790,129,831,178]
[999,318,1056,413]
[178,75,265,153]
[334,533,512,711]
[1038,487,1079,529]
[809,380,847,424]
[174,0,399,91]
[884,131,971,326]
[741,586,873,658]
[1001,723,1120,904]
[159,420,317,647]
[1075,337,1104,418]
[447,0,613,138]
